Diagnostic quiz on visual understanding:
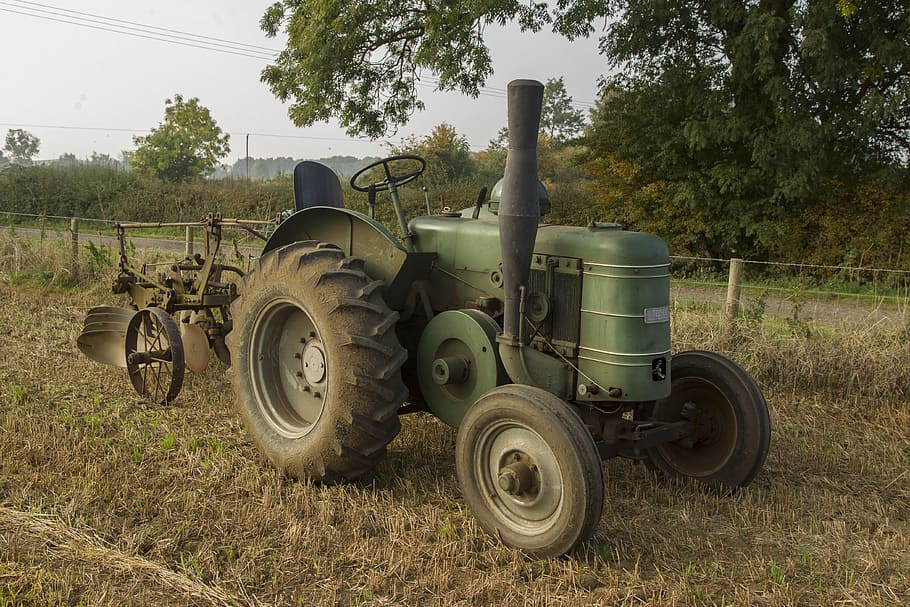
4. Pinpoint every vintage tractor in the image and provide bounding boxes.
[226,79,771,557]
